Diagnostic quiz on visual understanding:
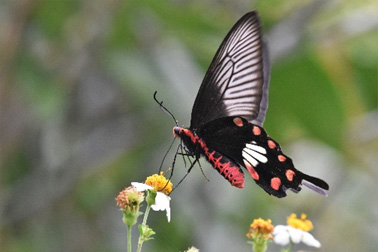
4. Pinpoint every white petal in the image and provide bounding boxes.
[131,182,153,191]
[287,227,303,244]
[165,204,171,222]
[151,192,169,210]
[273,225,288,235]
[302,231,321,248]
[274,231,290,246]
[150,192,171,222]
